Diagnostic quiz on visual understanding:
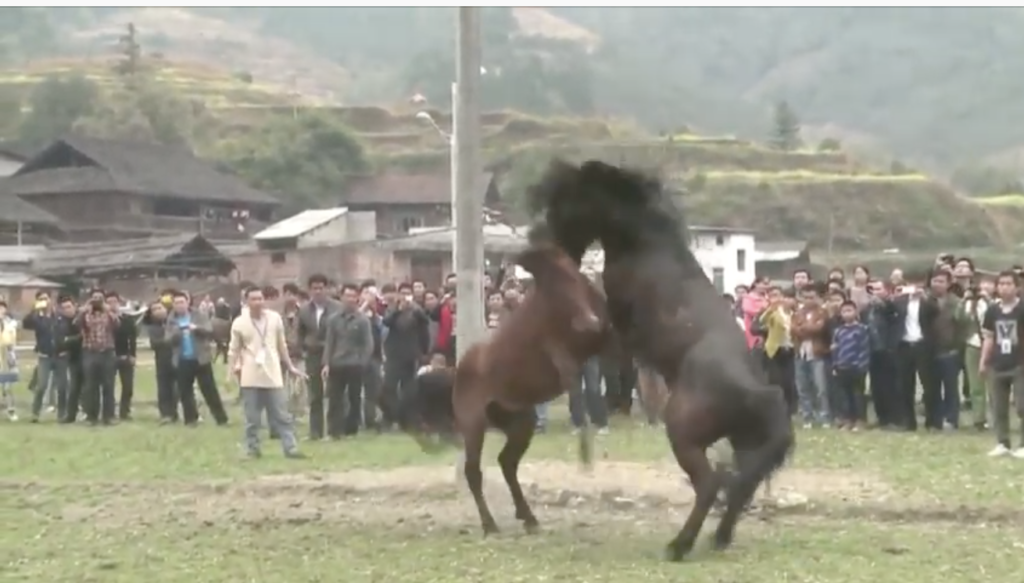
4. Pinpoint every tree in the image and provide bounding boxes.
[74,77,202,147]
[73,23,208,148]
[214,112,371,214]
[17,74,100,148]
[770,100,802,151]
